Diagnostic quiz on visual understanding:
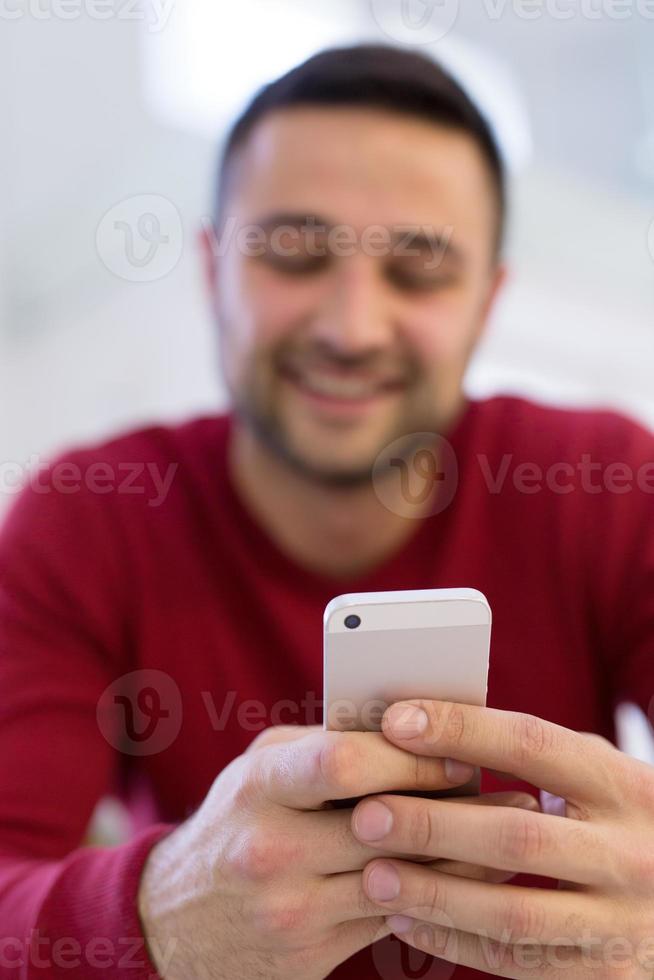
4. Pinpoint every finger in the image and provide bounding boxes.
[486,768,520,782]
[382,701,621,808]
[387,918,604,979]
[580,731,614,748]
[351,793,615,887]
[361,860,617,944]
[257,729,475,810]
[428,859,517,884]
[455,790,541,811]
[319,869,389,926]
[246,725,322,752]
[326,916,392,970]
[302,790,540,875]
[425,800,543,884]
